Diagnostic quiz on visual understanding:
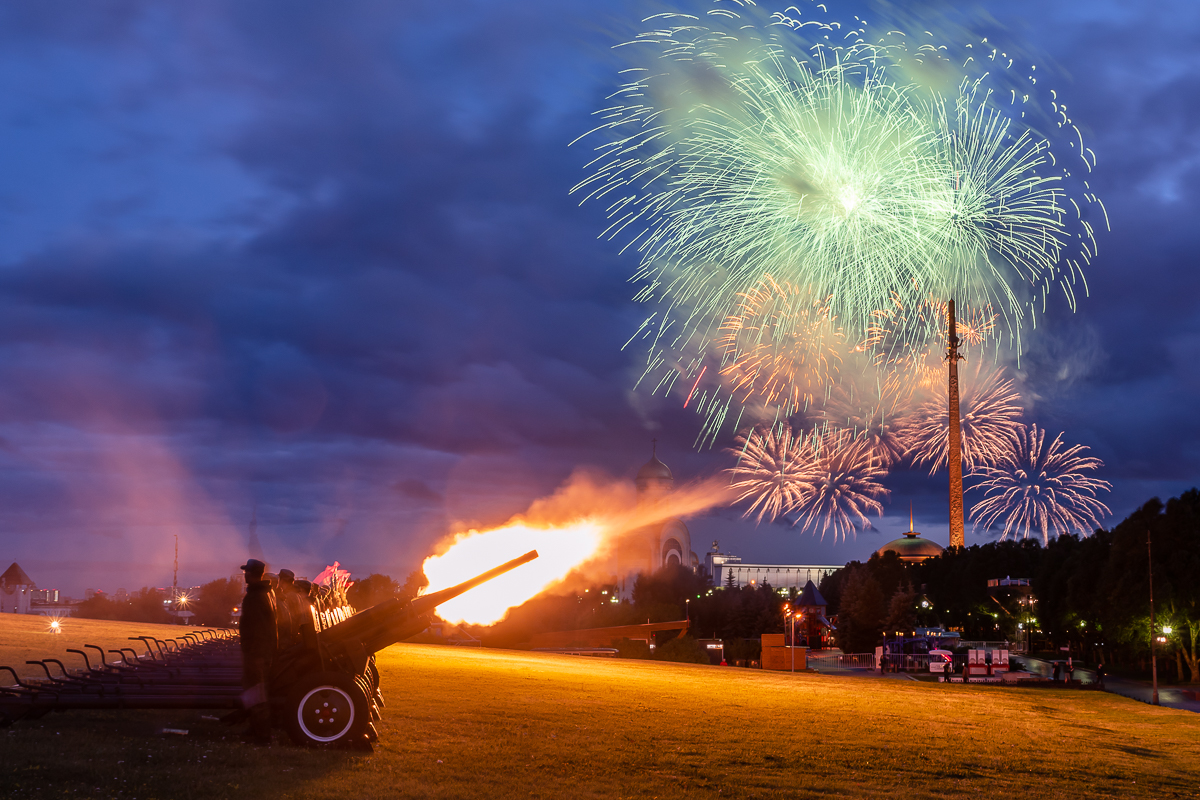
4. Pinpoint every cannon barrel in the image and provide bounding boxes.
[317,549,538,668]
